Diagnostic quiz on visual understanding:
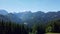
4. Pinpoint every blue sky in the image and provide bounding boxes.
[0,0,60,13]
